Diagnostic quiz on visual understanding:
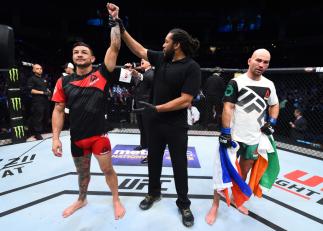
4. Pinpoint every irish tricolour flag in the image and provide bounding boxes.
[249,134,280,197]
